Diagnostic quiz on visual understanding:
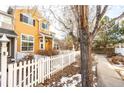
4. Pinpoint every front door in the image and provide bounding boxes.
[45,38,52,51]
